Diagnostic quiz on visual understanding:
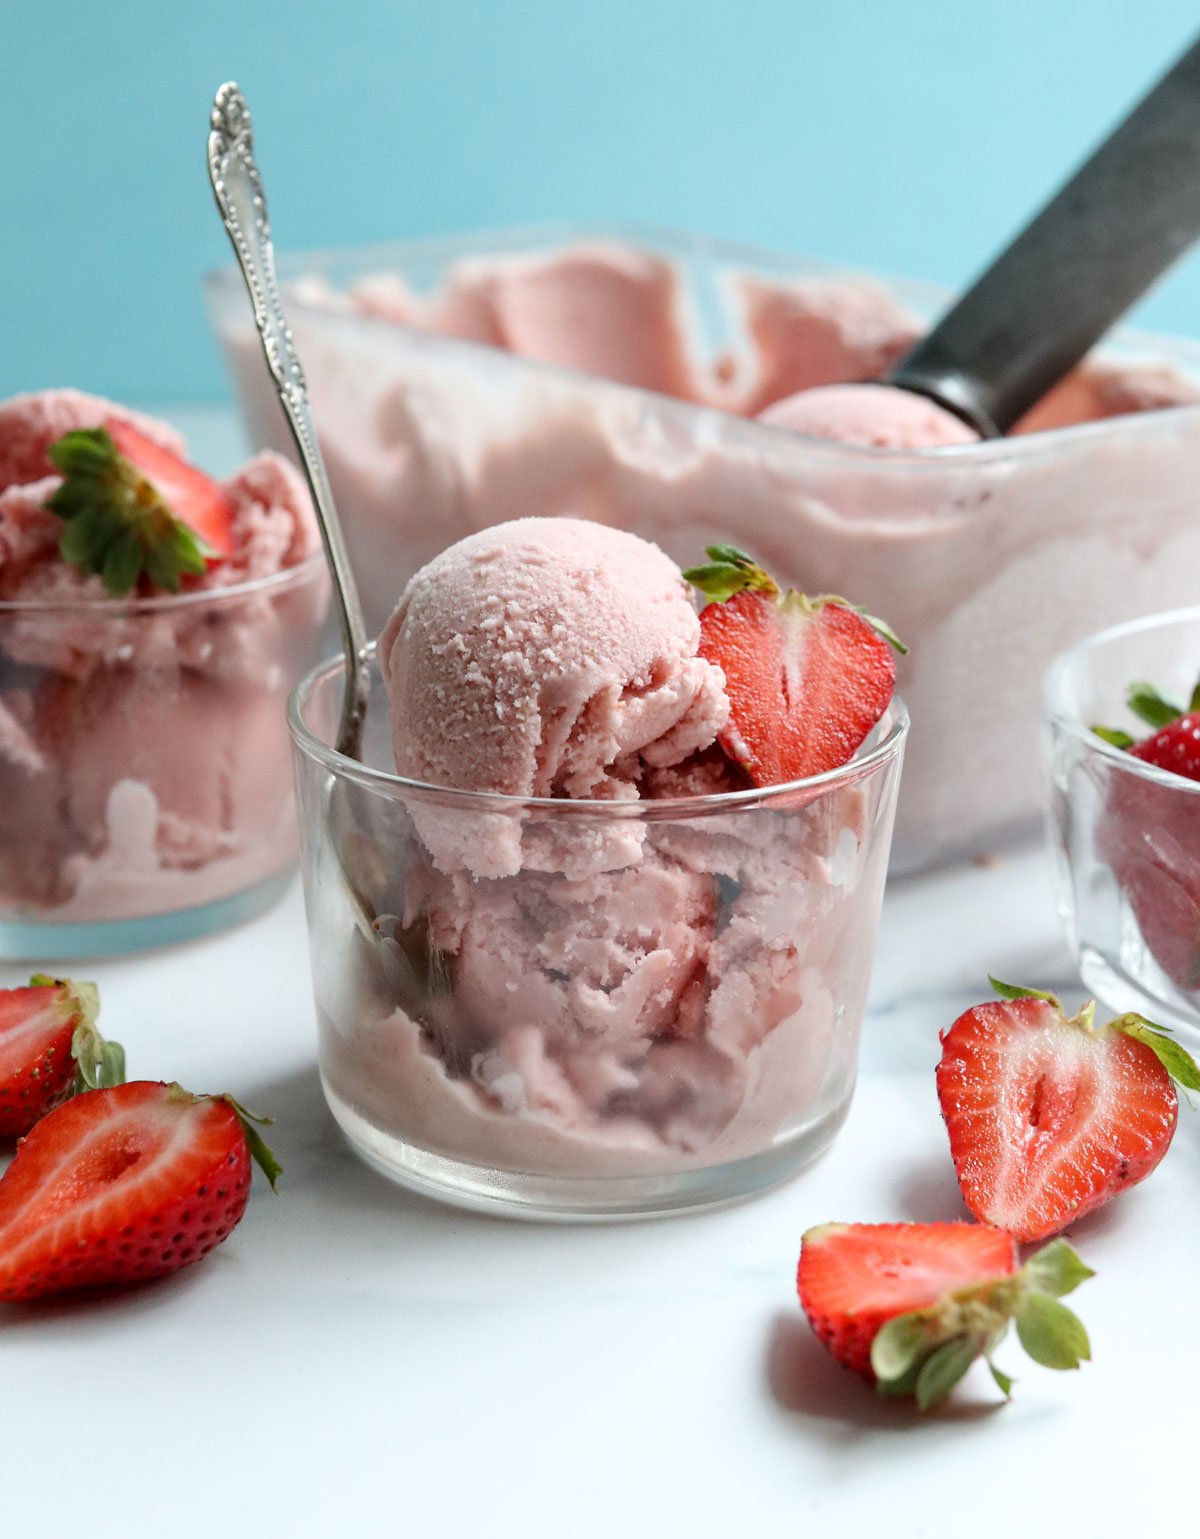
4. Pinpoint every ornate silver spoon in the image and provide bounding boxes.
[207,81,369,758]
